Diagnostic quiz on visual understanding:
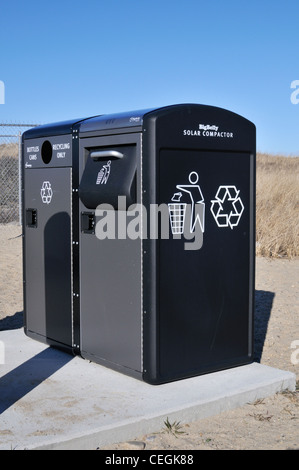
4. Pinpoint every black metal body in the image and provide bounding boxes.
[22,104,256,384]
